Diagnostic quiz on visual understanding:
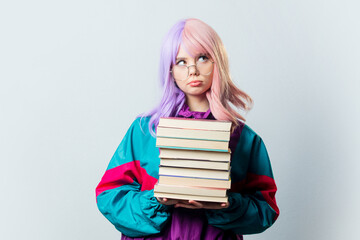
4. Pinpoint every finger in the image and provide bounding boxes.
[222,202,229,208]
[177,203,200,209]
[158,198,167,204]
[175,203,199,209]
[188,200,203,207]
[200,202,223,209]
